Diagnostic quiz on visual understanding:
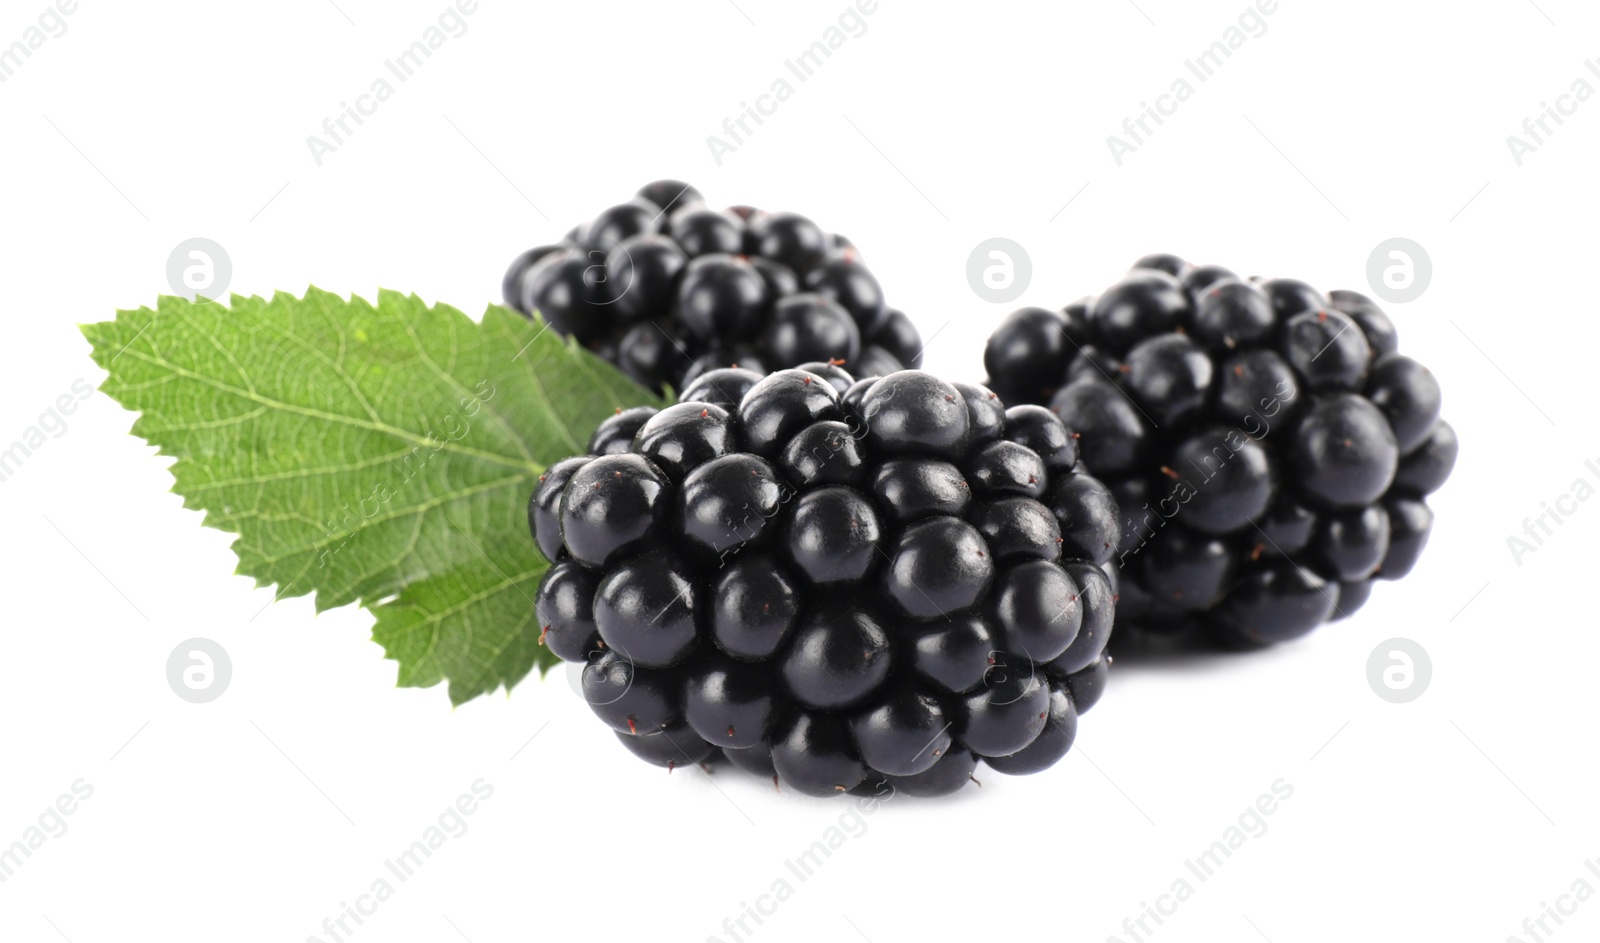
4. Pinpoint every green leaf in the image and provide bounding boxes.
[82,288,663,704]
